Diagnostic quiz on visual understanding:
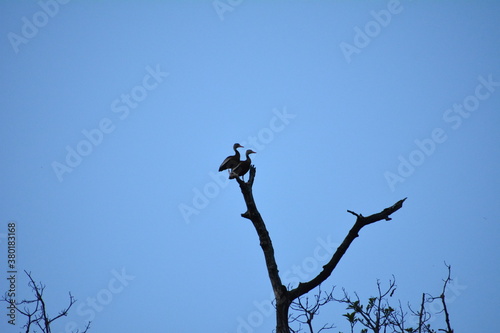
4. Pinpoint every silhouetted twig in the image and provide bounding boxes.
[2,271,91,333]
